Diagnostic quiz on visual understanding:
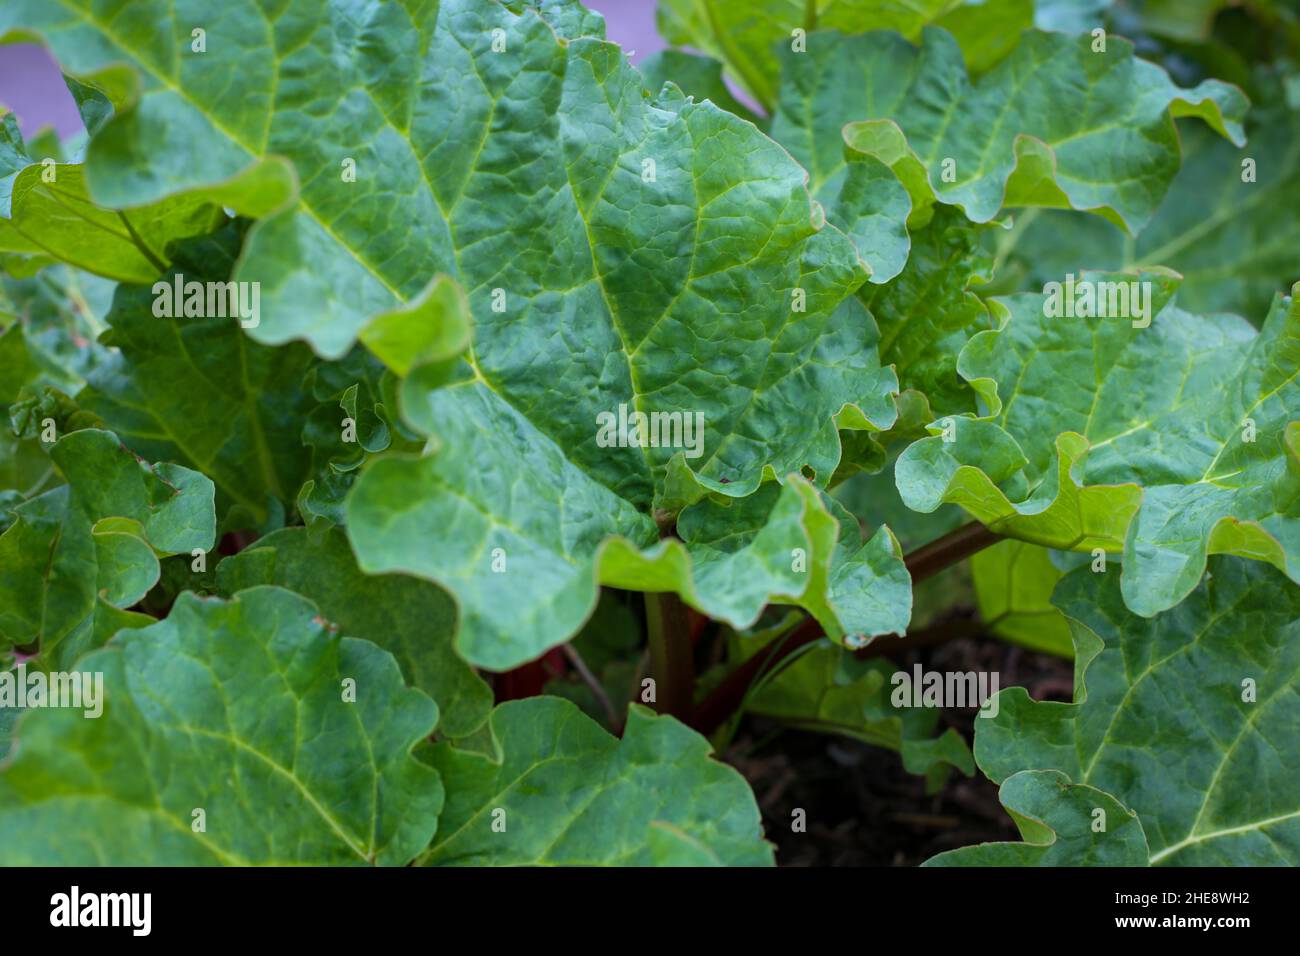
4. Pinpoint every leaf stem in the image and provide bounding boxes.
[688,522,1002,736]
[903,521,1003,582]
[645,591,694,720]
[562,642,619,731]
